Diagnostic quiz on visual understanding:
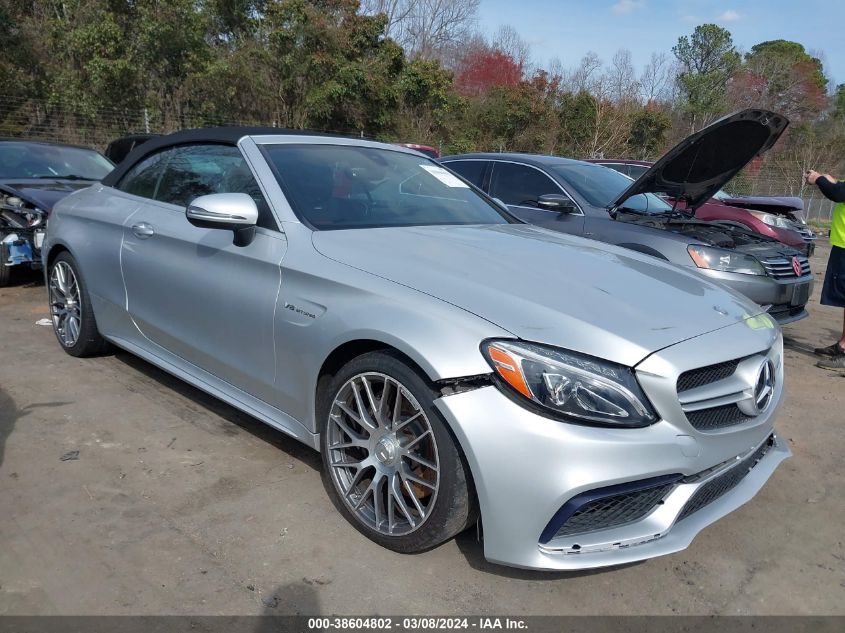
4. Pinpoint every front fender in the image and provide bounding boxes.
[285,279,510,432]
[270,231,511,432]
